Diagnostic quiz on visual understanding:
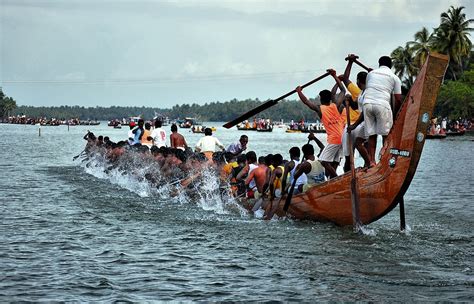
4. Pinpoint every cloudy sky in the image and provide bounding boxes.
[0,0,472,108]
